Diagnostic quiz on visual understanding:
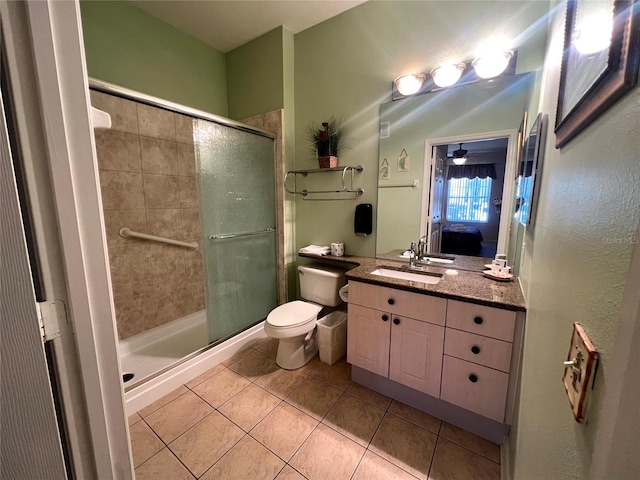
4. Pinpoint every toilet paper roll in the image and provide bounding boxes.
[339,284,349,303]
